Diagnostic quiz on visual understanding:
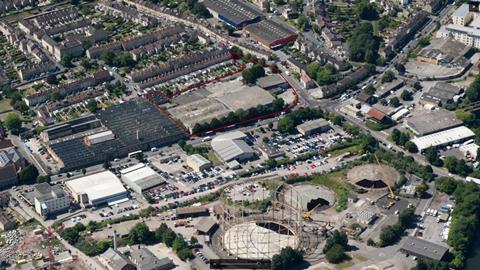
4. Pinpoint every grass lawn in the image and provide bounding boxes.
[205,150,223,166]
[329,144,362,157]
[0,98,12,113]
[309,171,350,212]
